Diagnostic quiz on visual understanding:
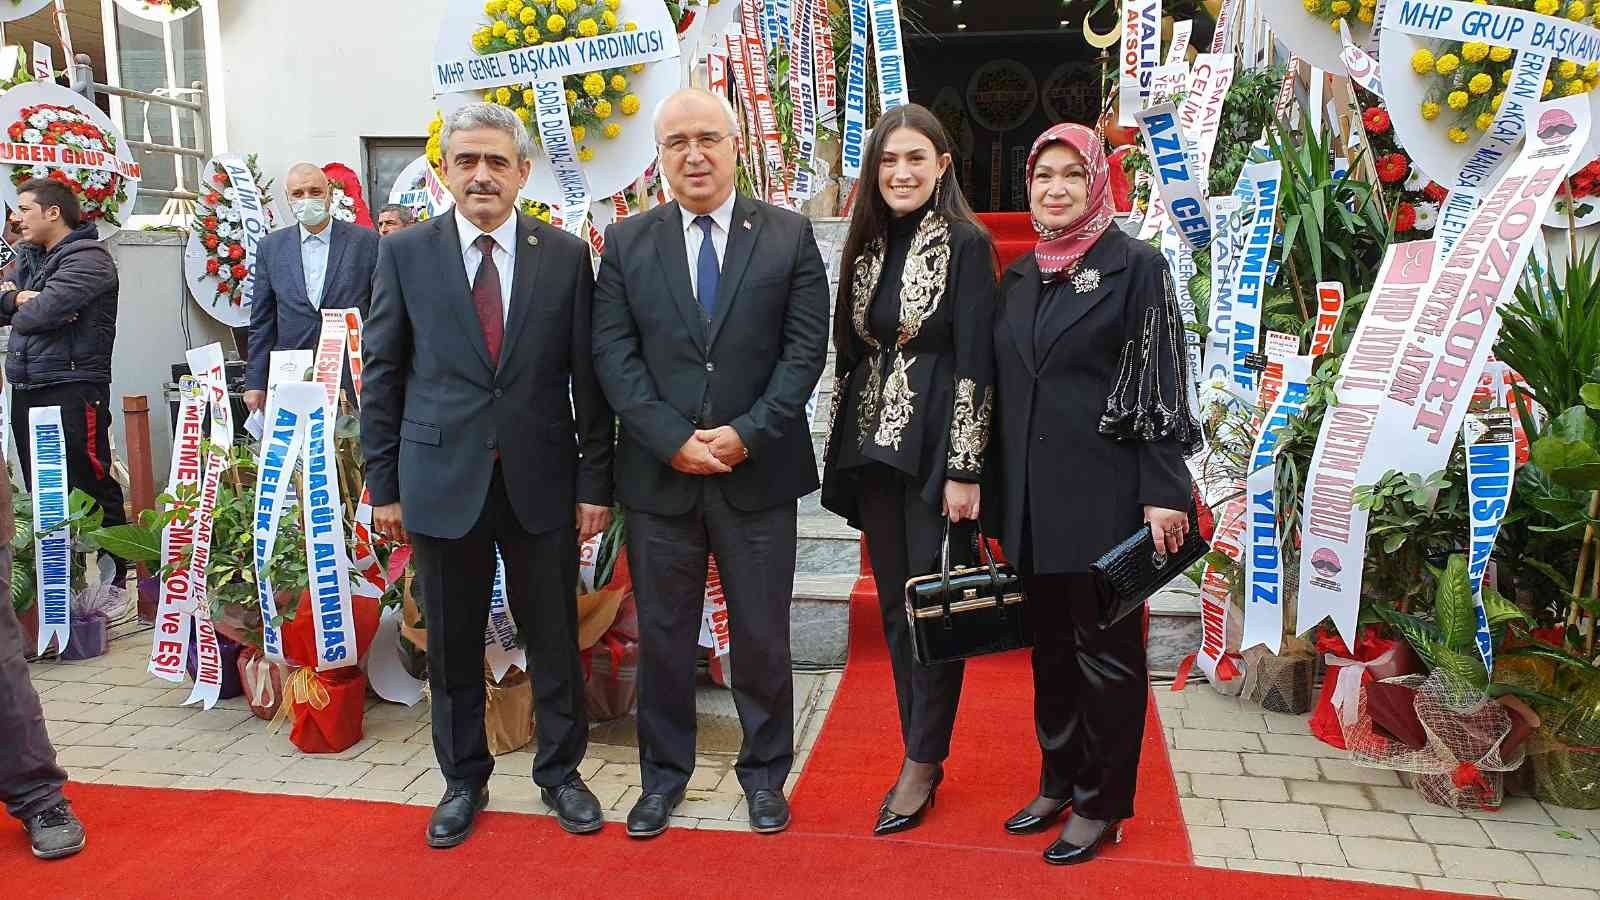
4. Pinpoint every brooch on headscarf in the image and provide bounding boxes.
[1071,267,1103,294]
